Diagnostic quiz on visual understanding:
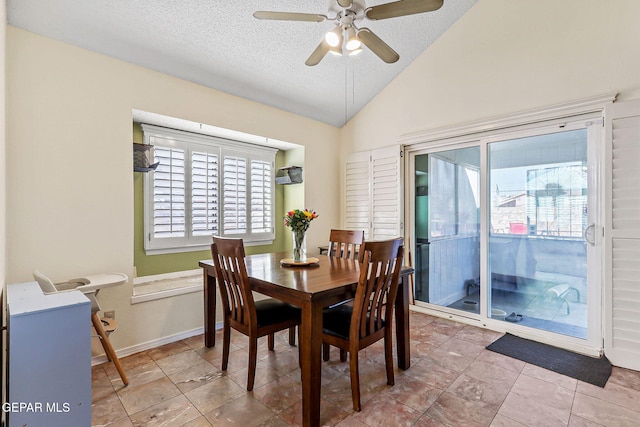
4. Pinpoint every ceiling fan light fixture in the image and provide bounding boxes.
[325,26,343,47]
[329,45,343,56]
[348,47,362,56]
[345,27,361,51]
